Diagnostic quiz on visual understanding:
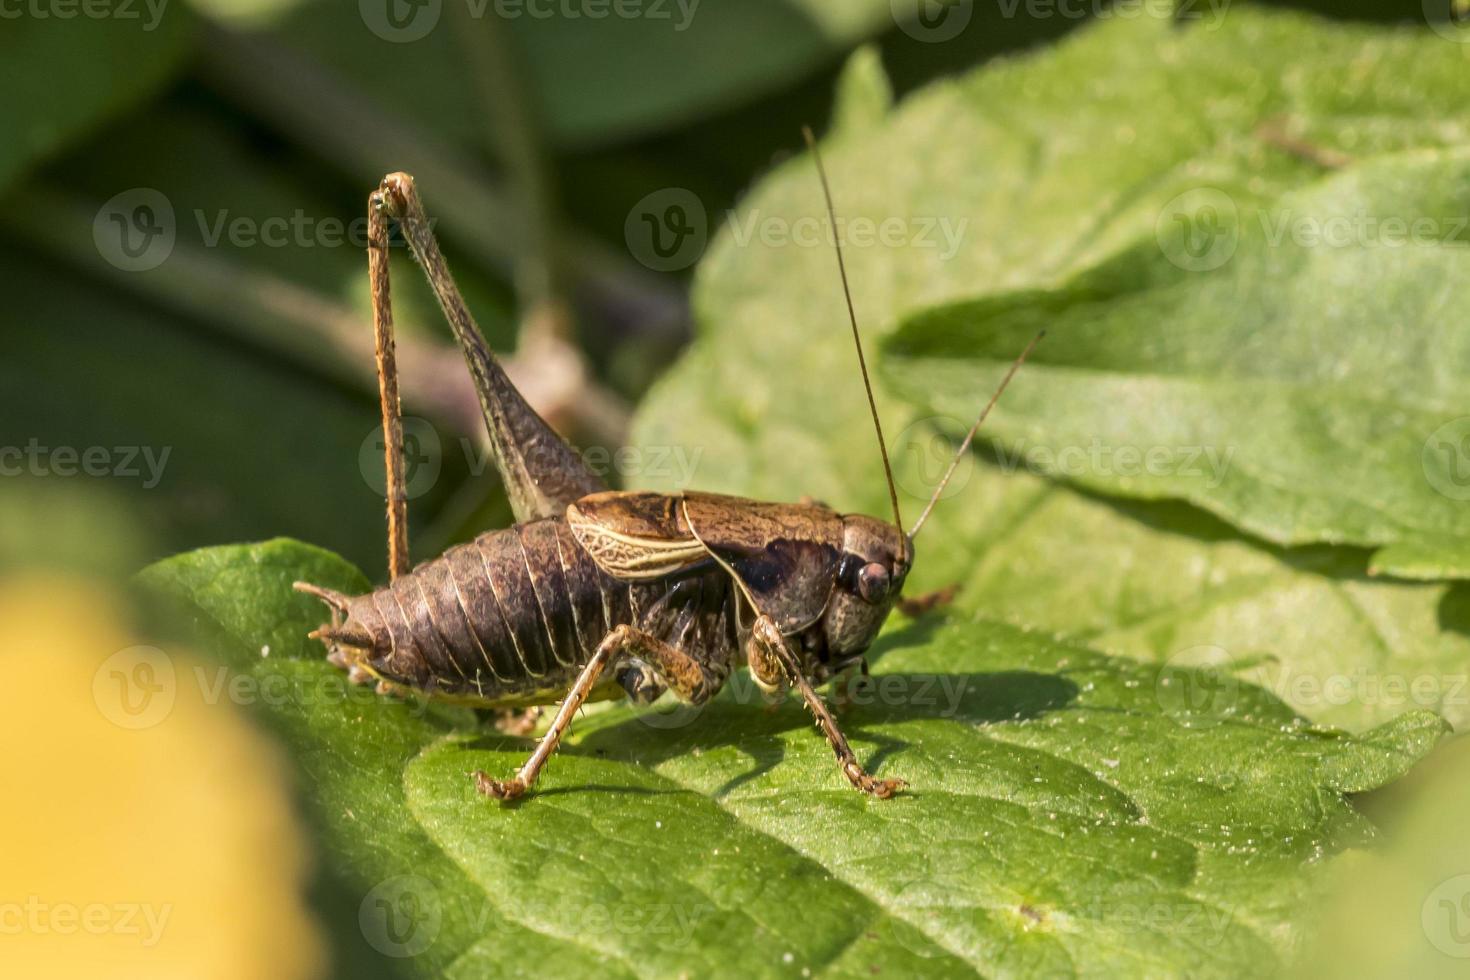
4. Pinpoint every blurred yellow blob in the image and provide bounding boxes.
[1298,735,1470,980]
[0,575,326,980]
